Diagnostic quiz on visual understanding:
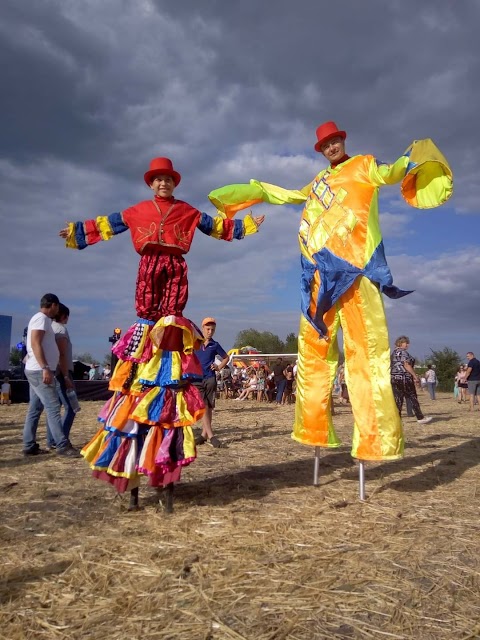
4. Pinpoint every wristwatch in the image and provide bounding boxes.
[42,366,50,371]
